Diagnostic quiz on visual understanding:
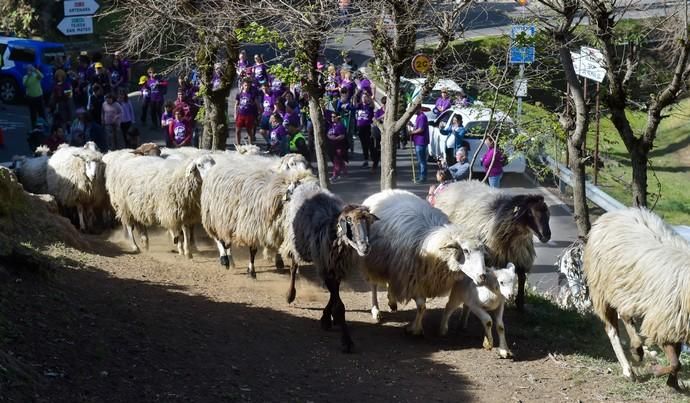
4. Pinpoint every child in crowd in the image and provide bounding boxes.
[161,101,175,147]
[327,113,348,181]
[269,113,288,156]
